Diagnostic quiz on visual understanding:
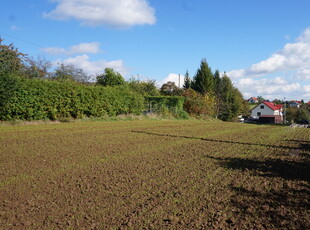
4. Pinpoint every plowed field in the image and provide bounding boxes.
[0,120,309,229]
